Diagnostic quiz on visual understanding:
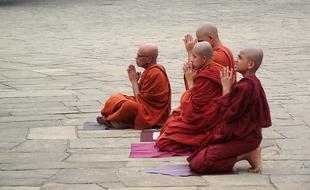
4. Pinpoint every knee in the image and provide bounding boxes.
[121,101,138,114]
[189,150,216,174]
